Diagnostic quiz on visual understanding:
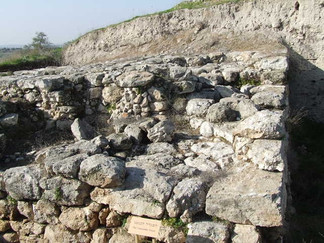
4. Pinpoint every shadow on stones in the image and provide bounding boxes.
[284,43,324,242]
